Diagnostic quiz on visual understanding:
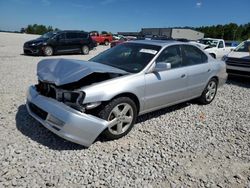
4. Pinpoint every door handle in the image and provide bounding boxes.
[207,69,211,72]
[181,74,186,78]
